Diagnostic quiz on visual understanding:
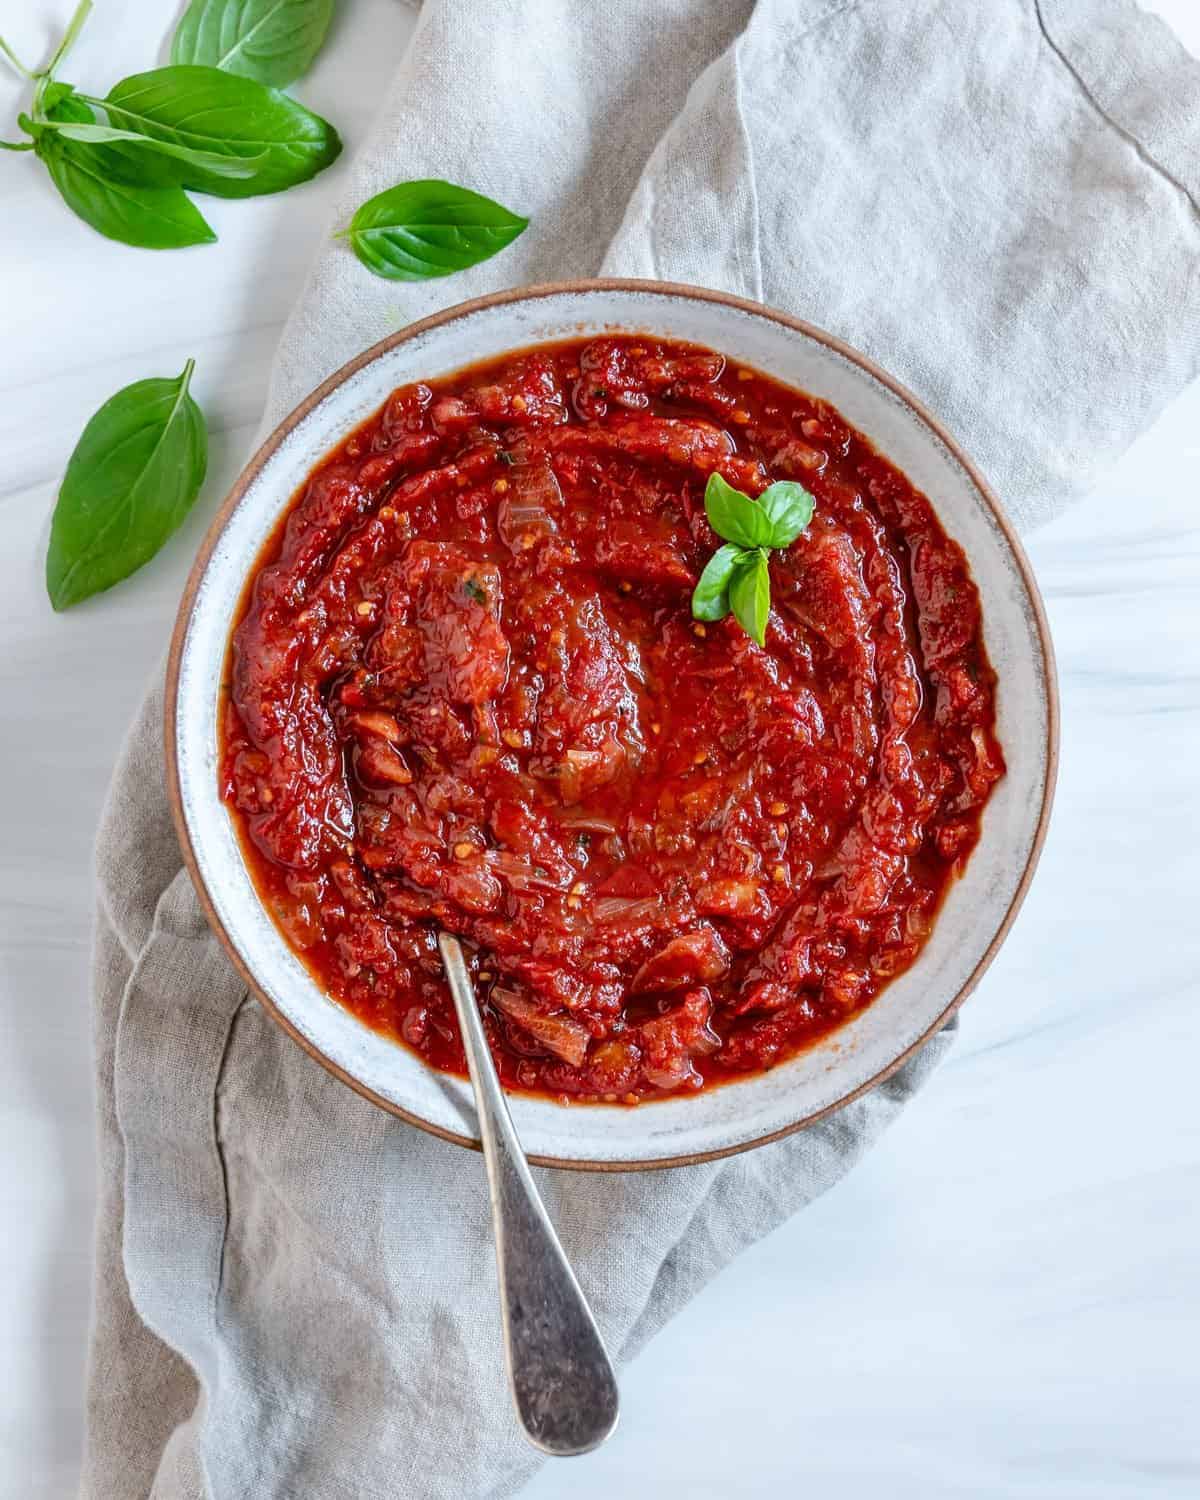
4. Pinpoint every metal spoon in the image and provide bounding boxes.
[438,932,620,1456]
